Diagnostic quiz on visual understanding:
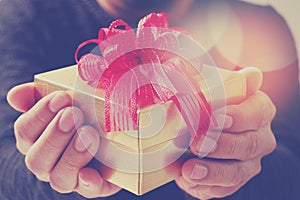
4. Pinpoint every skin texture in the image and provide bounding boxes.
[7,84,121,197]
[7,0,298,199]
[176,90,276,199]
[172,1,296,199]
